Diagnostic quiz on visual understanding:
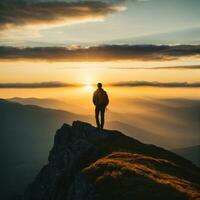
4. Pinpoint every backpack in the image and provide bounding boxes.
[95,90,109,106]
